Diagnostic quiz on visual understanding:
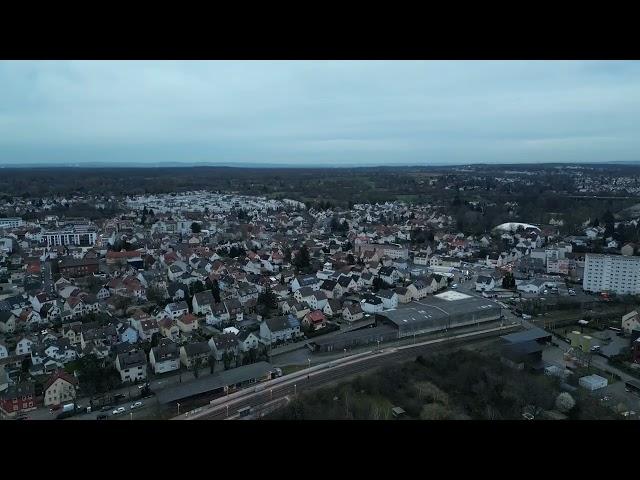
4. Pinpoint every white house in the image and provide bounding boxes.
[376,289,398,310]
[517,279,546,294]
[259,315,302,345]
[192,290,215,316]
[342,304,364,323]
[149,339,180,374]
[115,350,148,383]
[361,295,384,314]
[237,331,260,352]
[43,371,79,407]
[15,337,34,356]
[475,275,496,292]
